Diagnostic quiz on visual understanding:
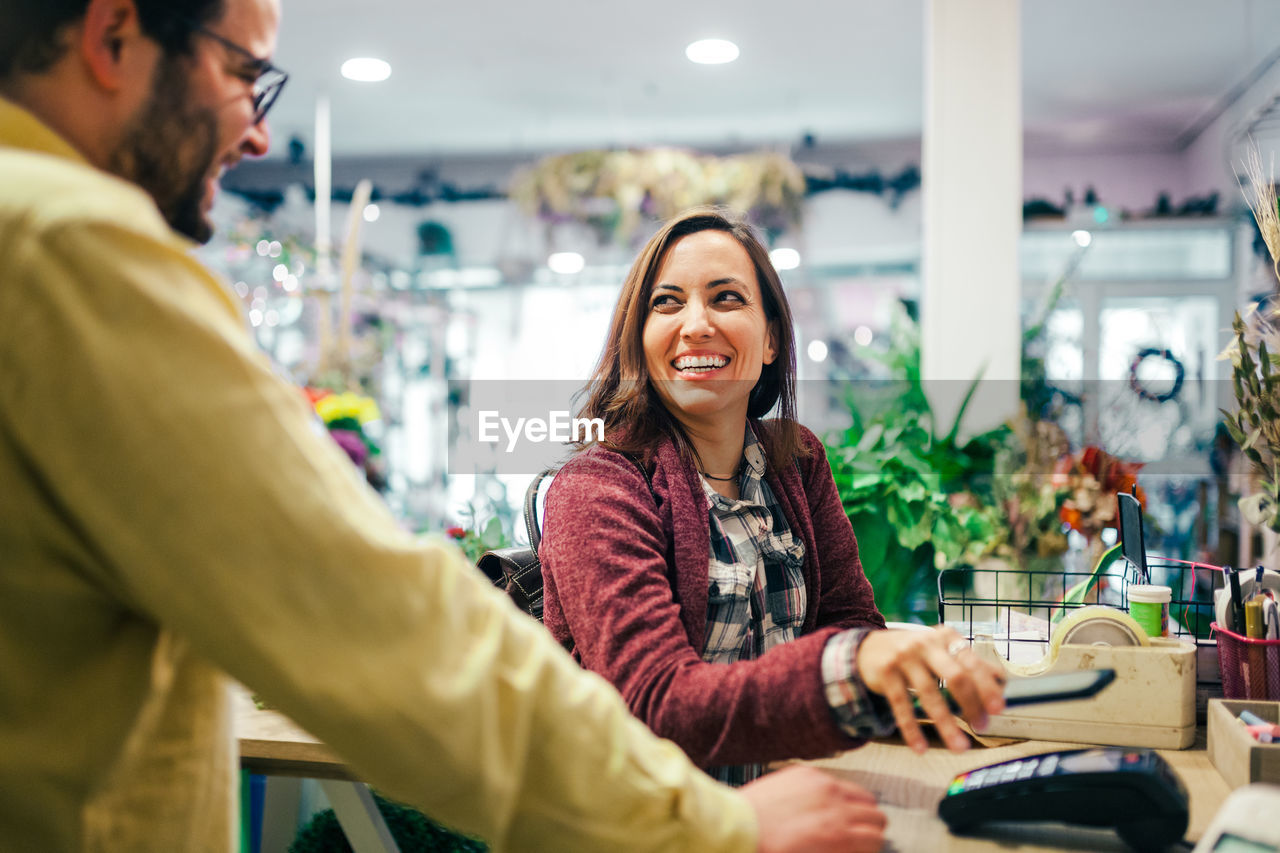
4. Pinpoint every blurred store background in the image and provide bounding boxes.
[197,0,1280,618]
